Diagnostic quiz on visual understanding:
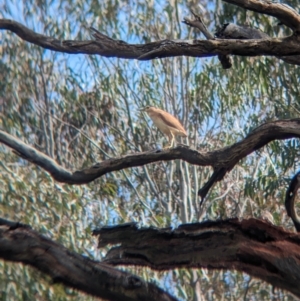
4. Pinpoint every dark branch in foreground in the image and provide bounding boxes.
[285,171,300,232]
[94,218,300,298]
[0,219,177,301]
[1,119,300,201]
